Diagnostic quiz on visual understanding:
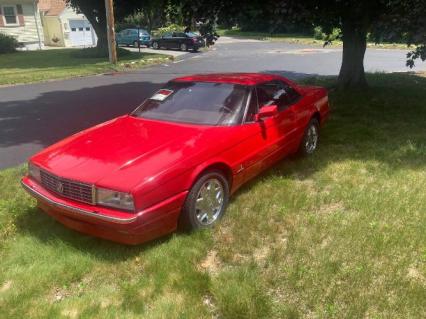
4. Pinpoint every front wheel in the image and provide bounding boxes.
[133,40,139,48]
[180,170,229,231]
[298,118,320,156]
[180,43,188,51]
